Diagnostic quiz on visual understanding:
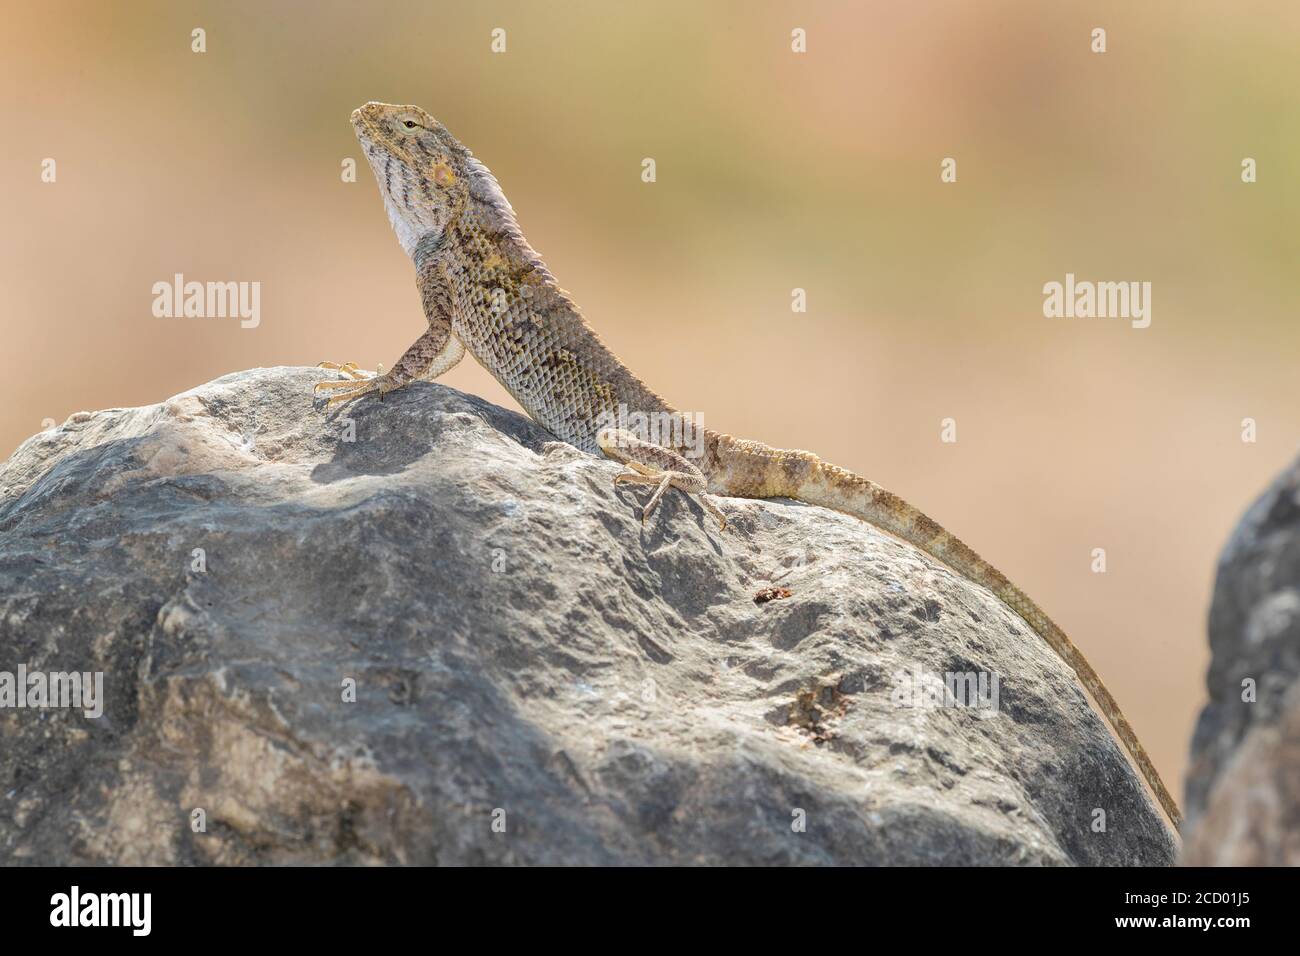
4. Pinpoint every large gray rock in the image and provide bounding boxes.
[0,367,1175,865]
[1183,453,1300,865]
